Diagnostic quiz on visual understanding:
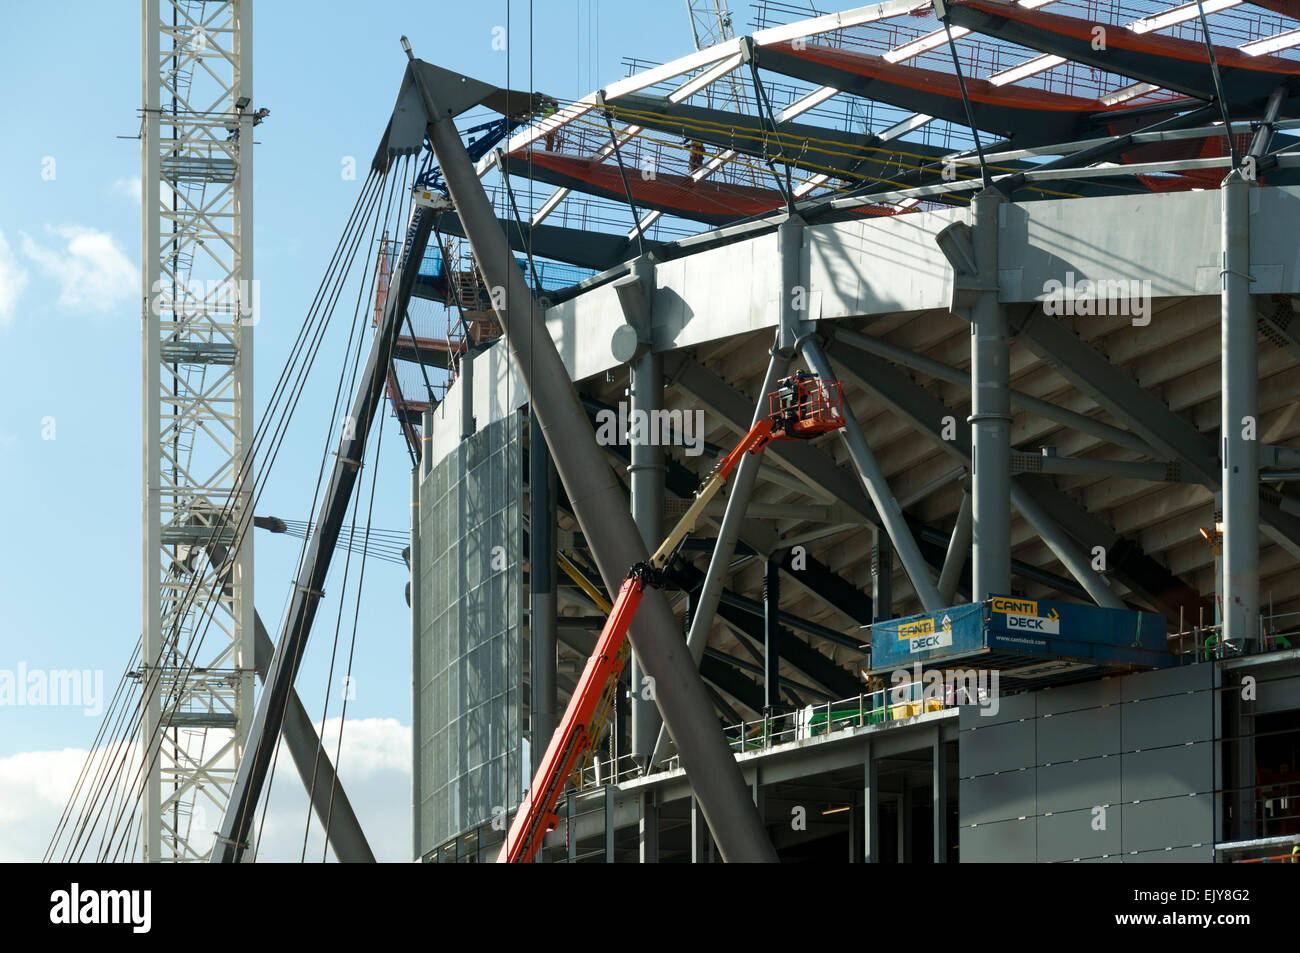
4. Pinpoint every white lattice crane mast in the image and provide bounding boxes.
[140,0,256,862]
